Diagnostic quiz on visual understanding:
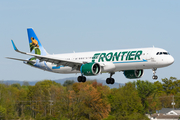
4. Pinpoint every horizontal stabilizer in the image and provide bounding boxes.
[6,57,35,64]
